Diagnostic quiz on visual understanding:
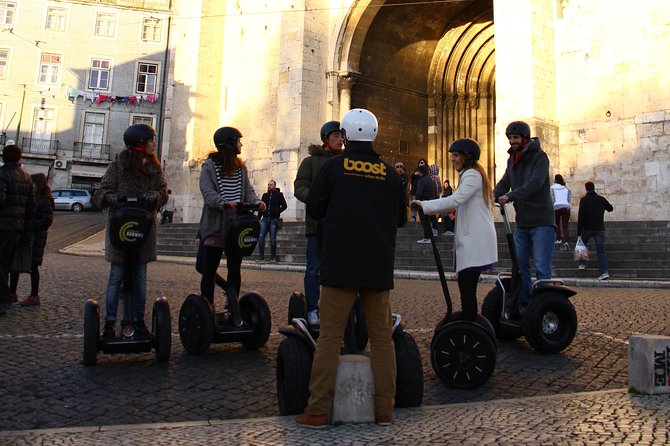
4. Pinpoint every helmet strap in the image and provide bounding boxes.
[130,145,151,164]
